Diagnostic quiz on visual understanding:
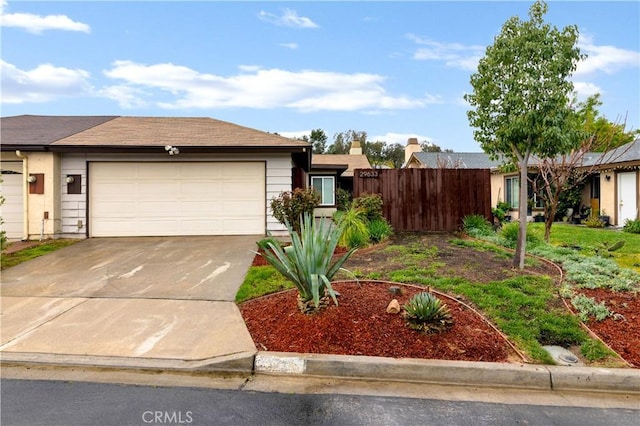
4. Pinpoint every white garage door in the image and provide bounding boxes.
[90,162,265,237]
[1,163,24,240]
